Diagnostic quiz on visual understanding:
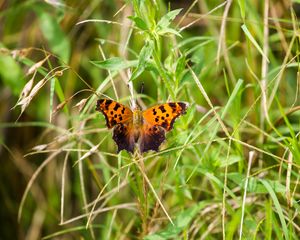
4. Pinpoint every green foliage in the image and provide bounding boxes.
[145,202,209,240]
[0,53,23,95]
[0,0,300,240]
[37,11,70,63]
